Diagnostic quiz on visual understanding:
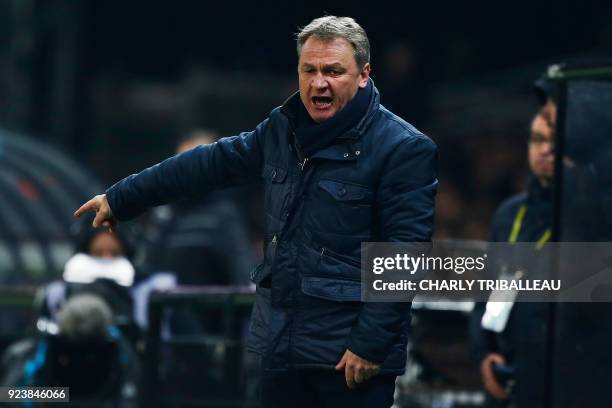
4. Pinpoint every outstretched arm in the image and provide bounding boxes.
[75,118,268,225]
